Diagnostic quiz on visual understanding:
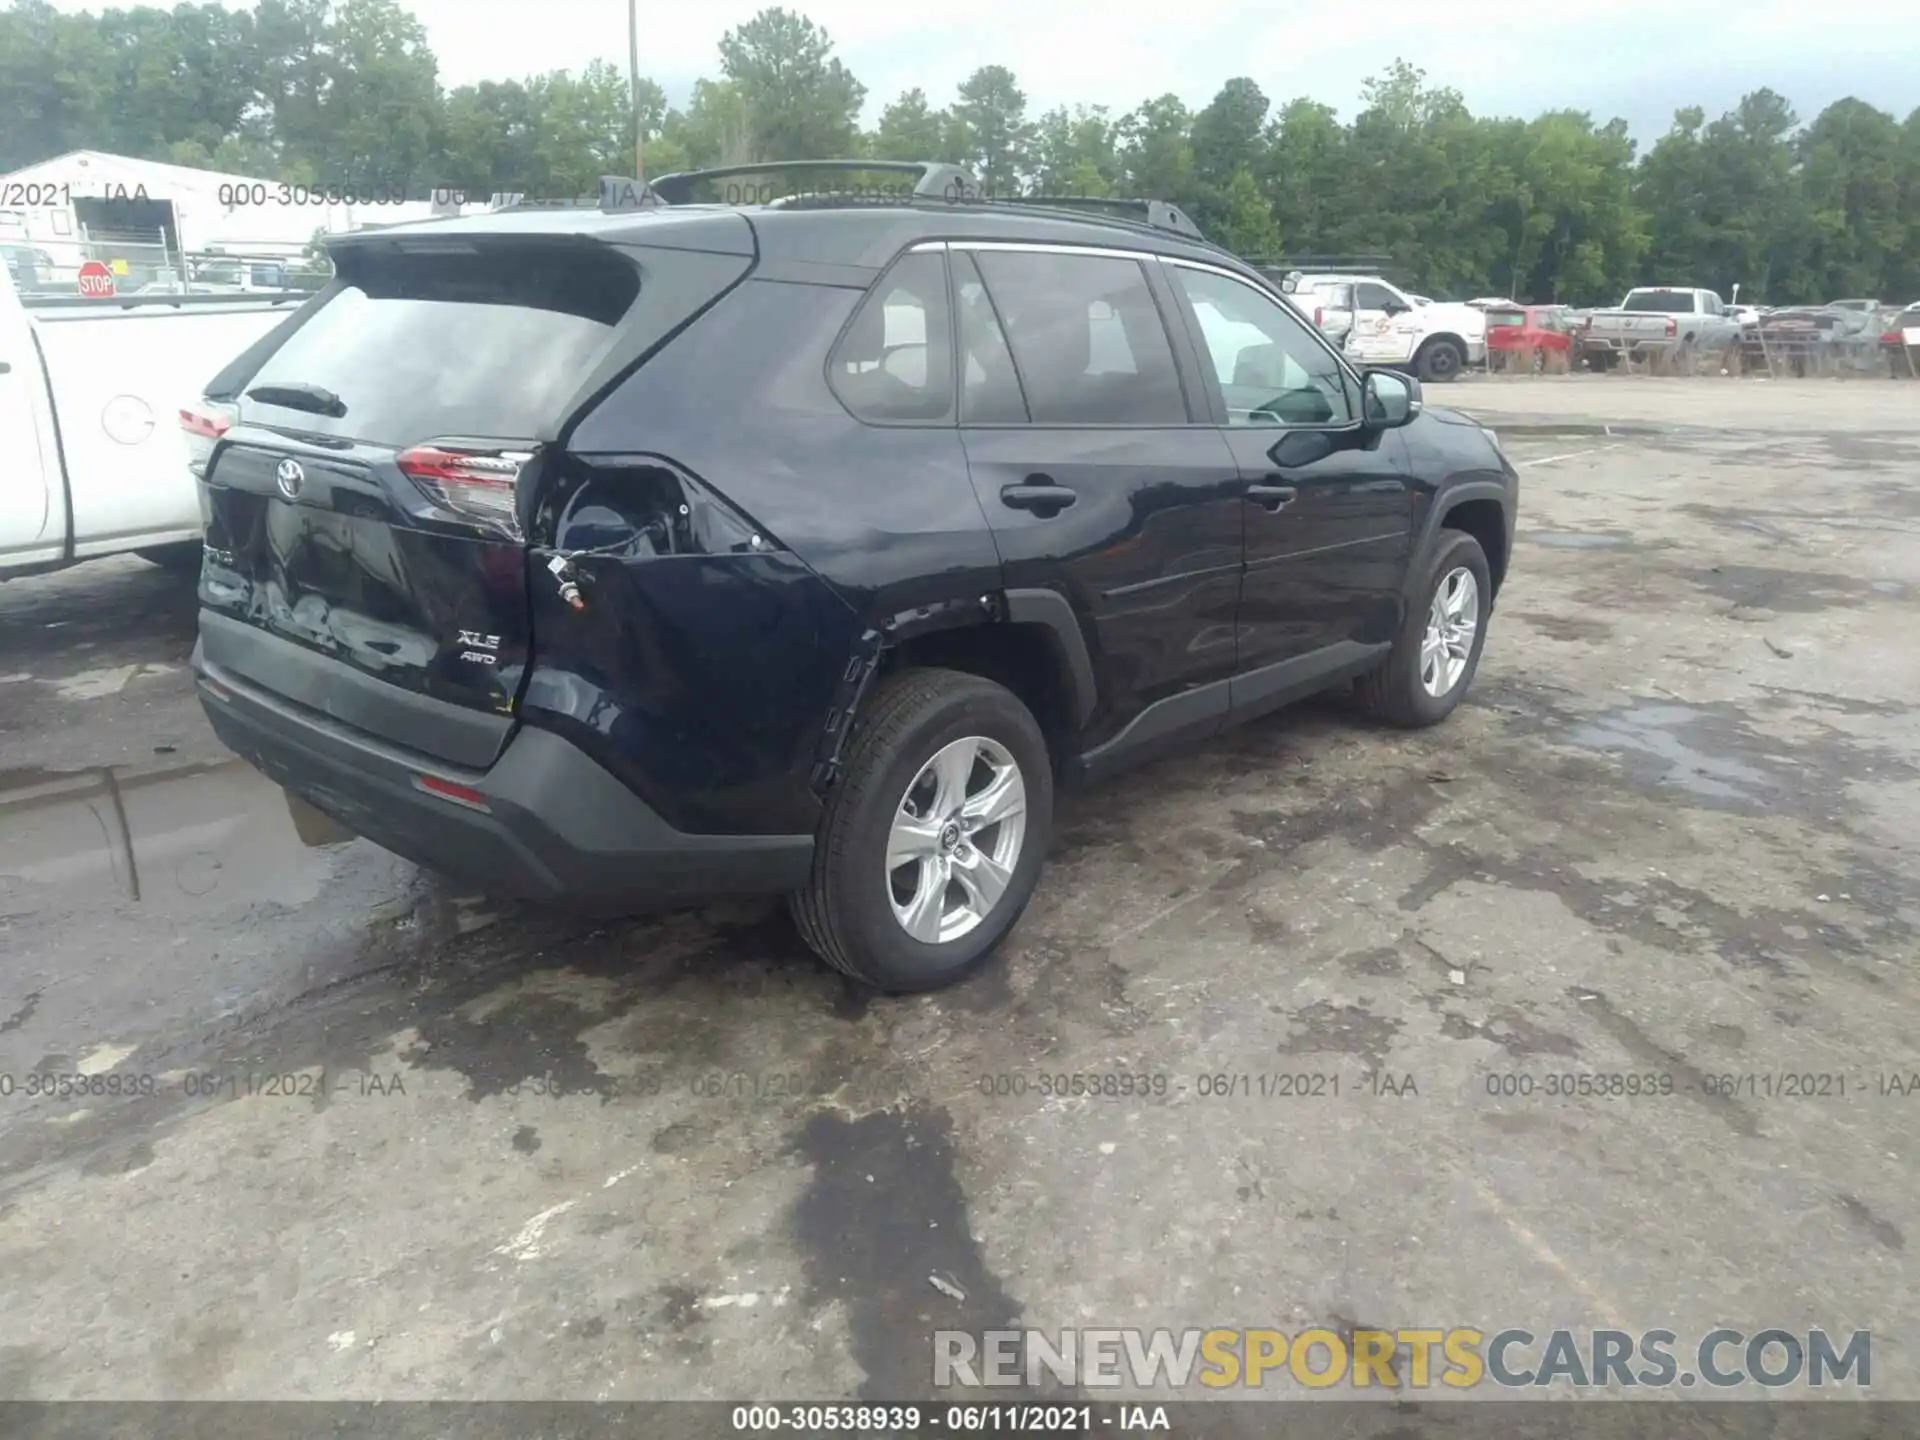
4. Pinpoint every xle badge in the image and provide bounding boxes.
[457,630,502,666]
